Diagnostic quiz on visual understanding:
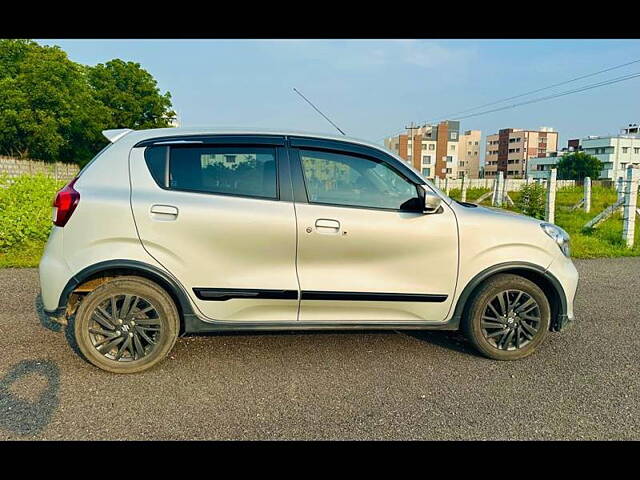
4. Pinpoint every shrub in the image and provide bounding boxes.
[514,182,546,219]
[0,174,64,251]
